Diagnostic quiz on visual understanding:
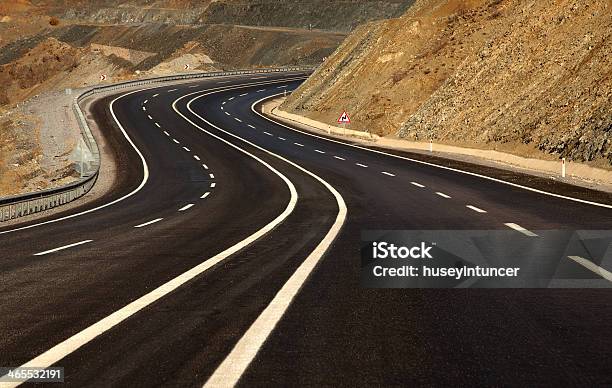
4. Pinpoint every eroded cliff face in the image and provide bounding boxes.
[283,0,612,164]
